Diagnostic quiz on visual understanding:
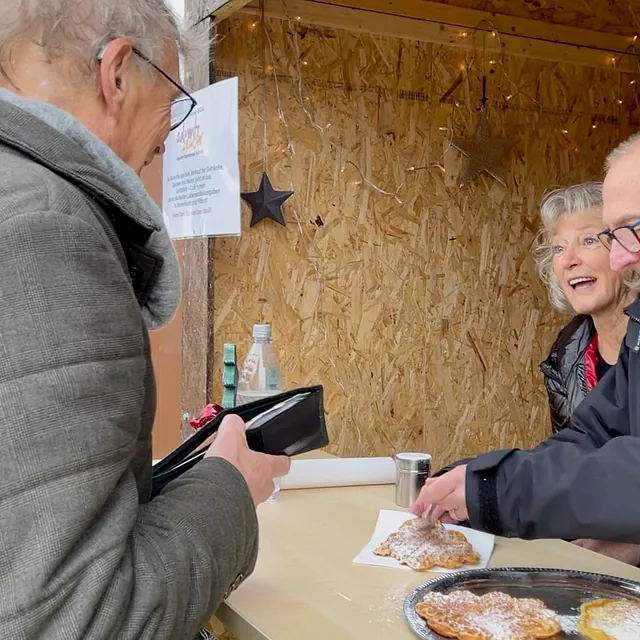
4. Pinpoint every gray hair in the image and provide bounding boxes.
[0,0,196,80]
[605,132,640,172]
[534,183,601,313]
